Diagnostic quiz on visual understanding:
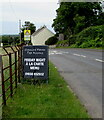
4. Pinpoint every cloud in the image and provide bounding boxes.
[1,2,58,34]
[2,2,58,21]
[2,0,58,3]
